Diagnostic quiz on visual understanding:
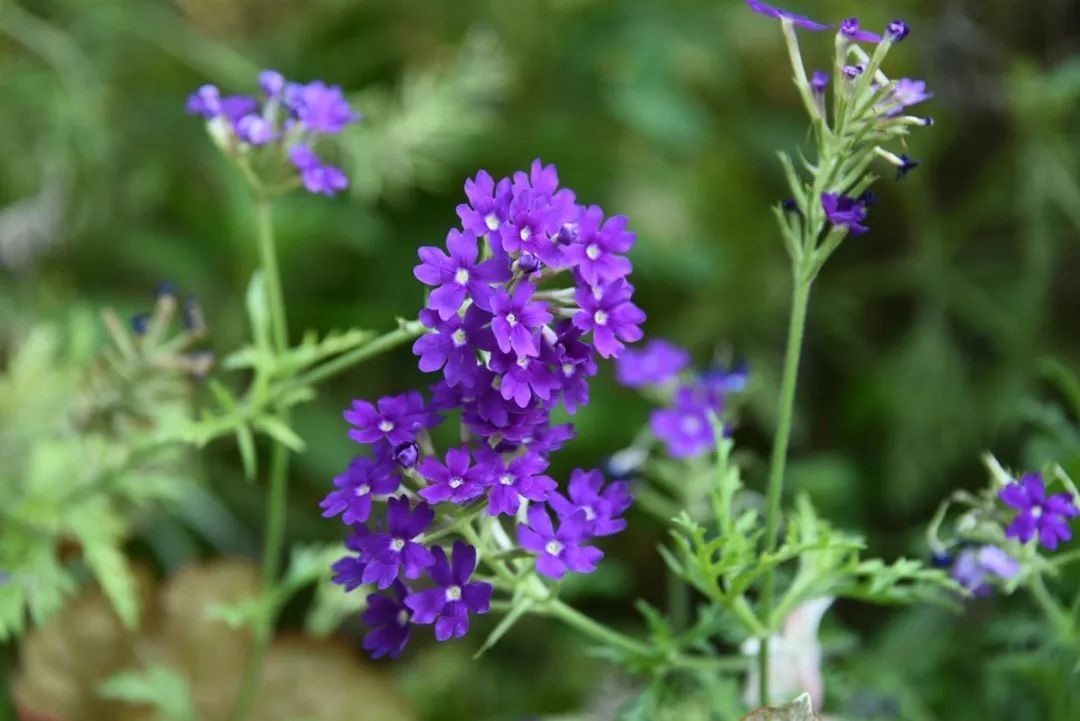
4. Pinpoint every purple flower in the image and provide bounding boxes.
[810,70,829,95]
[320,456,401,524]
[552,322,597,414]
[490,283,552,358]
[518,505,603,580]
[513,158,562,197]
[236,114,276,145]
[331,528,370,591]
[548,468,631,537]
[414,229,511,320]
[745,0,831,31]
[650,386,715,458]
[259,70,286,98]
[481,451,557,517]
[417,447,490,505]
[405,541,492,641]
[896,154,921,180]
[457,170,513,237]
[1000,473,1078,551]
[488,349,561,408]
[289,144,349,197]
[821,192,870,235]
[413,307,493,388]
[345,391,428,447]
[219,96,259,125]
[615,339,690,388]
[886,20,910,42]
[357,496,435,589]
[573,280,646,359]
[562,206,635,287]
[951,546,1019,597]
[881,78,933,116]
[839,17,882,44]
[286,80,361,134]
[362,581,412,659]
[701,360,750,398]
[187,85,222,117]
